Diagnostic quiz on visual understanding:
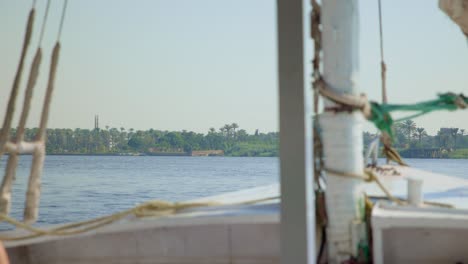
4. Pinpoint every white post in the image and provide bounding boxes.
[320,0,365,262]
[277,0,315,263]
